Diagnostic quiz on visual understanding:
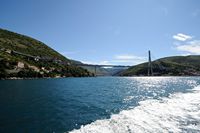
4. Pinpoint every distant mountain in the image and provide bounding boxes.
[81,65,126,76]
[0,28,92,79]
[119,55,200,76]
